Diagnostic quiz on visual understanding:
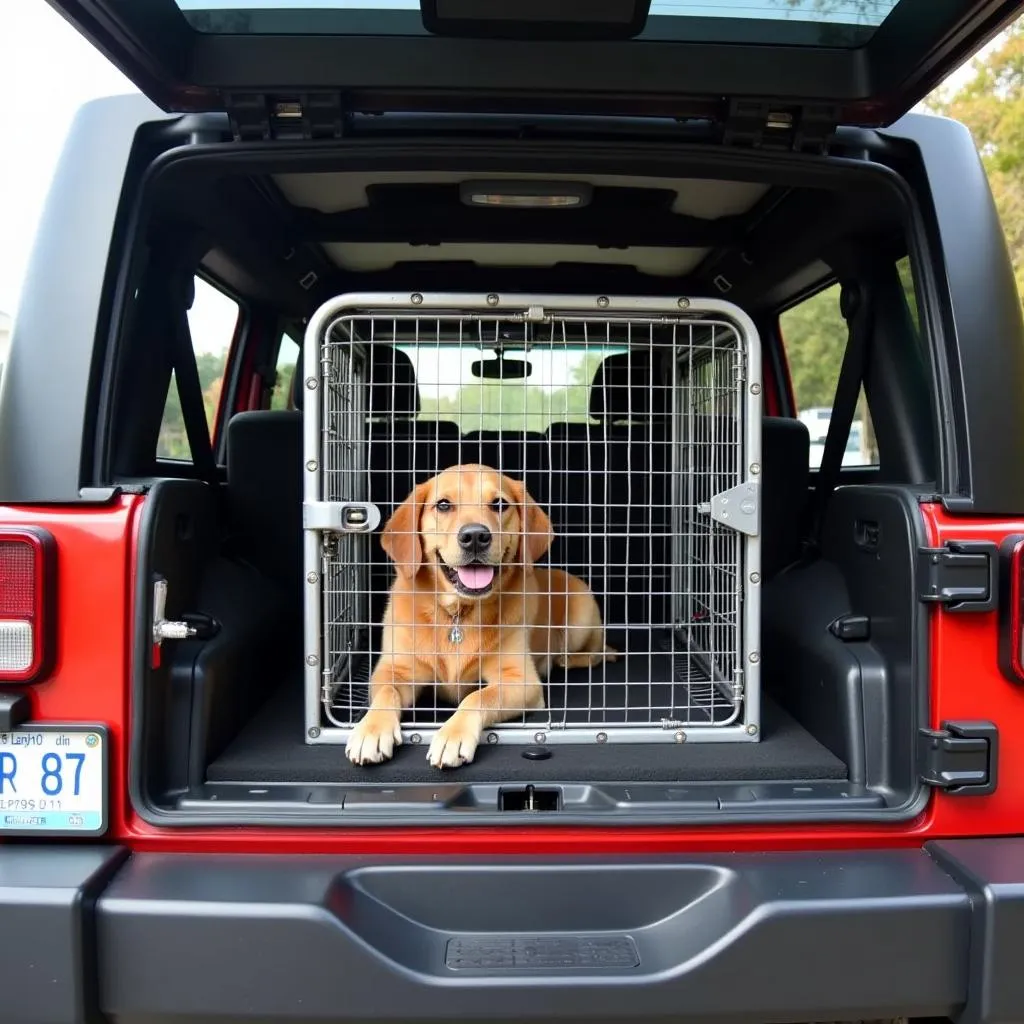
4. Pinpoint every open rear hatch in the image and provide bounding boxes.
[36,0,1021,829]
[46,0,1023,137]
